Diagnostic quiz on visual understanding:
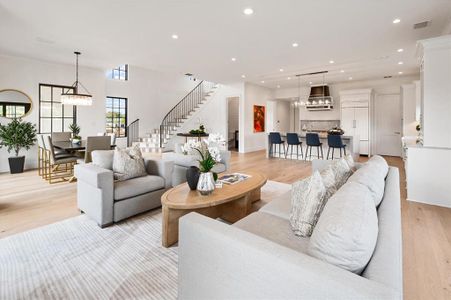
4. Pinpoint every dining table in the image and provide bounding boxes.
[52,140,116,151]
